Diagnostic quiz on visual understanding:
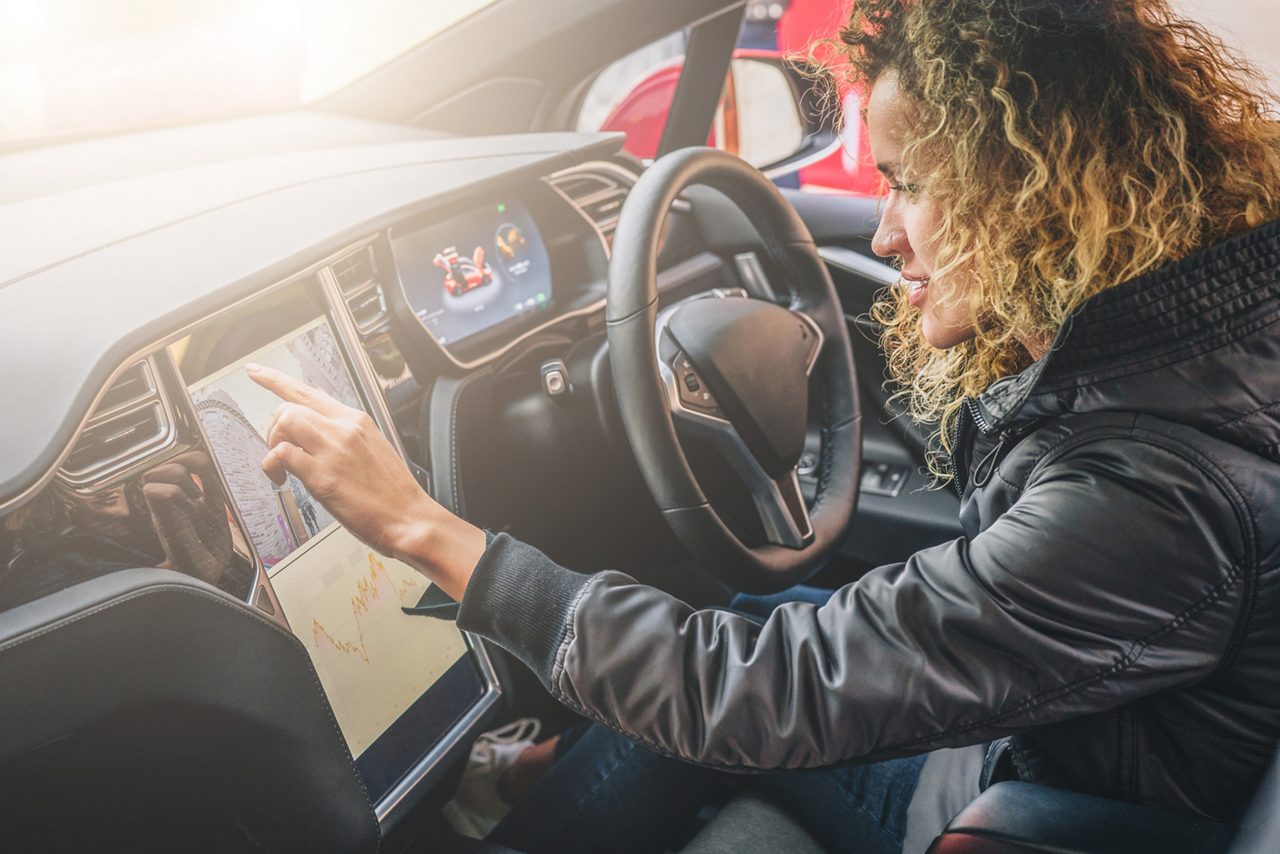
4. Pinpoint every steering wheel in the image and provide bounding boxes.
[607,147,861,593]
